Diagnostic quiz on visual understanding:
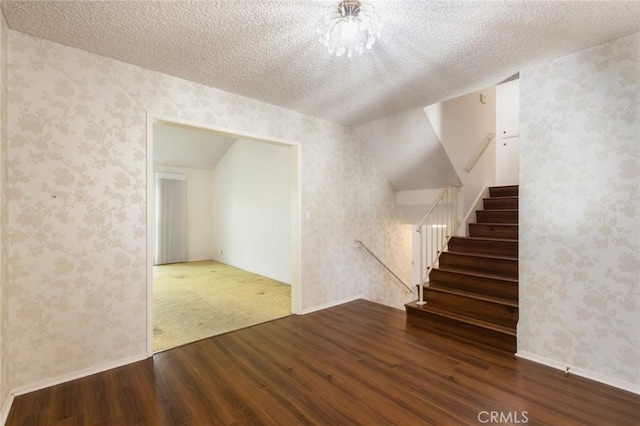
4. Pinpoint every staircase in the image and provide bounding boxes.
[406,185,519,352]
